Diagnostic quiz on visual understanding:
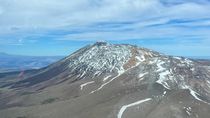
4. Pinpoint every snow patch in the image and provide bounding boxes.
[189,88,204,102]
[163,91,167,95]
[184,58,193,65]
[117,98,152,118]
[156,70,171,89]
[136,55,145,62]
[190,67,195,71]
[90,71,124,94]
[139,72,148,78]
[156,60,165,72]
[80,81,95,90]
[174,57,182,60]
[90,57,141,94]
[103,75,112,81]
[79,71,86,78]
[181,85,210,104]
[206,80,210,88]
[184,106,192,116]
[155,60,171,89]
